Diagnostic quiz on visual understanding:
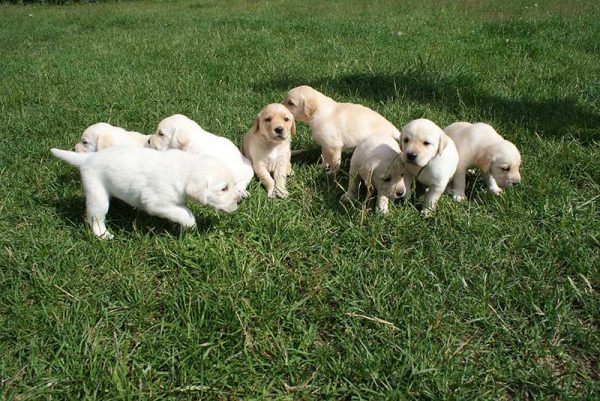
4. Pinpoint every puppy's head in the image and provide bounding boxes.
[148,114,194,151]
[186,159,242,213]
[75,123,115,153]
[478,140,522,188]
[400,118,449,167]
[282,85,320,123]
[364,144,407,200]
[249,103,295,143]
